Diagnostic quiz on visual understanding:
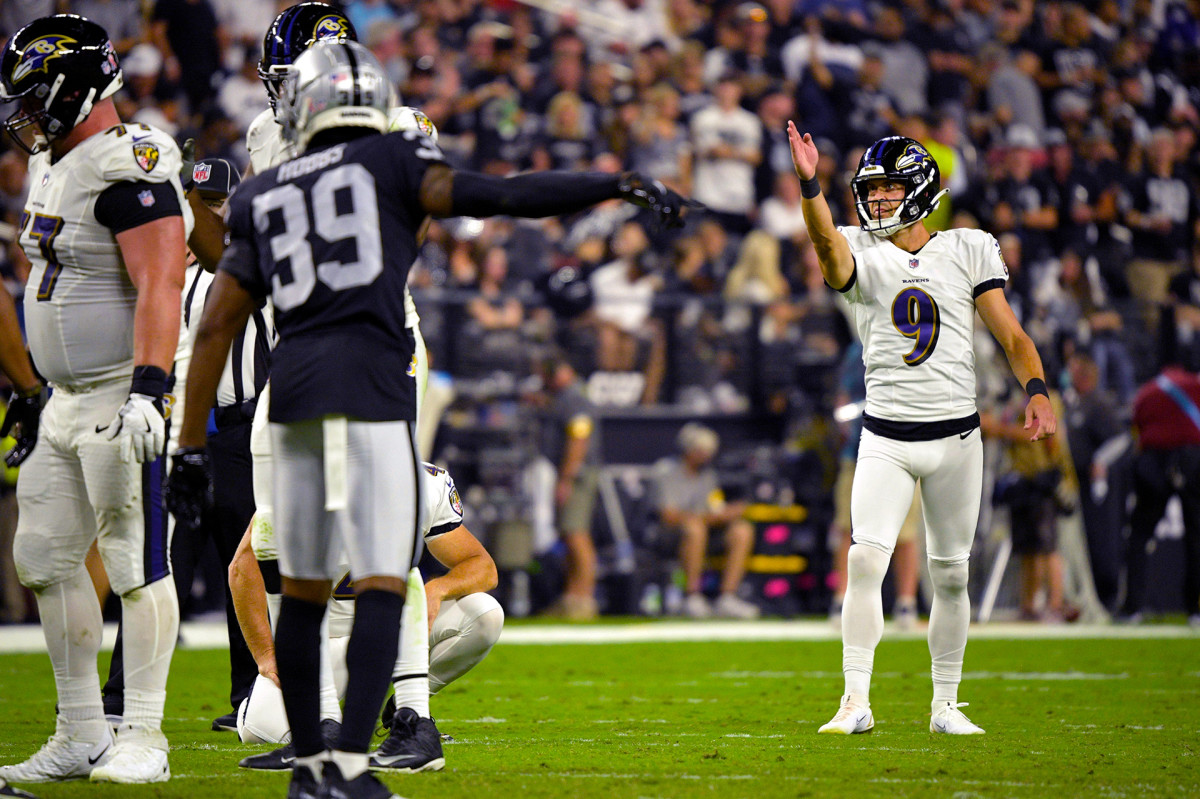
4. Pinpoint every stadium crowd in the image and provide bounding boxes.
[1,0,1199,626]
